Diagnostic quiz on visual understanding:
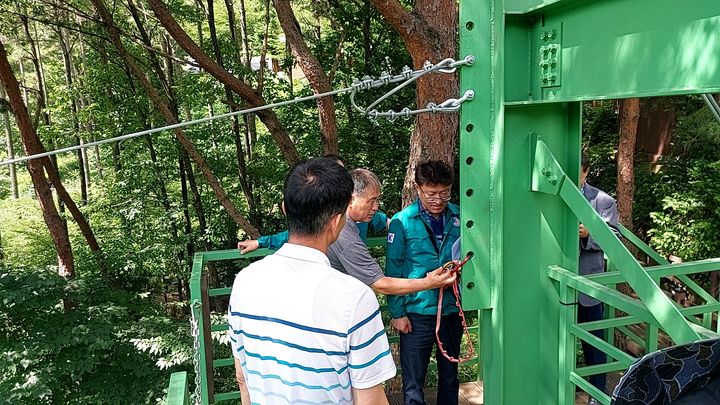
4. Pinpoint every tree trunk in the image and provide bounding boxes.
[273,0,339,154]
[223,0,242,66]
[21,16,51,128]
[363,2,371,75]
[91,0,260,238]
[148,0,301,167]
[617,98,640,229]
[370,0,459,206]
[246,0,271,160]
[206,0,256,215]
[18,58,29,106]
[111,142,122,173]
[58,26,88,205]
[0,82,18,199]
[0,39,75,279]
[237,0,251,67]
